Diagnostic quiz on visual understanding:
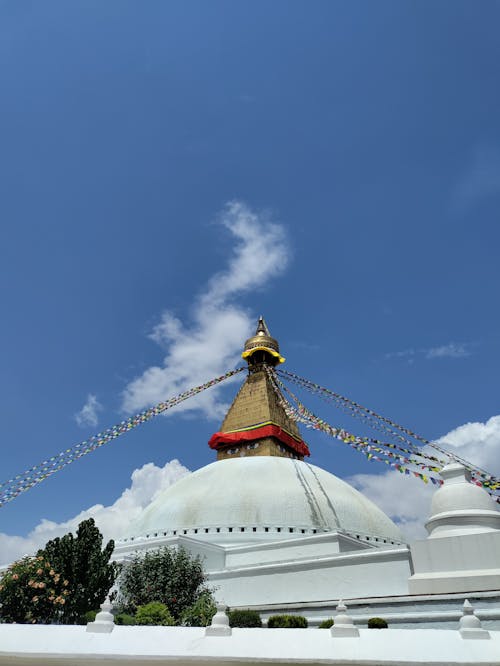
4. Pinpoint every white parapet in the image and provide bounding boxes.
[0,623,499,665]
